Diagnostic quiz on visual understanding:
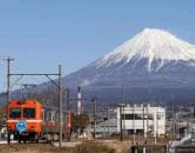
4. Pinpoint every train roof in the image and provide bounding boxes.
[8,99,42,105]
